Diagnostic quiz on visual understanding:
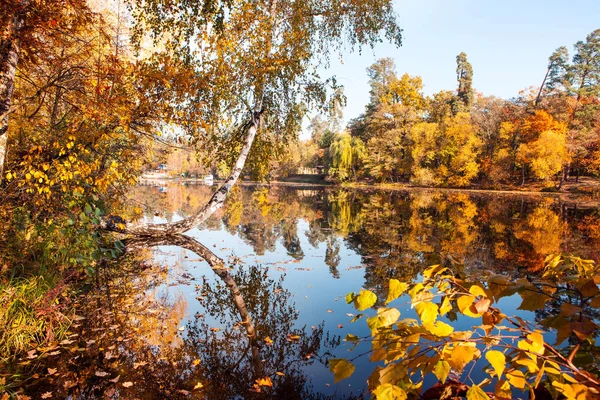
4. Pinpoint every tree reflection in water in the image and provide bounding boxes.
[126,234,344,399]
